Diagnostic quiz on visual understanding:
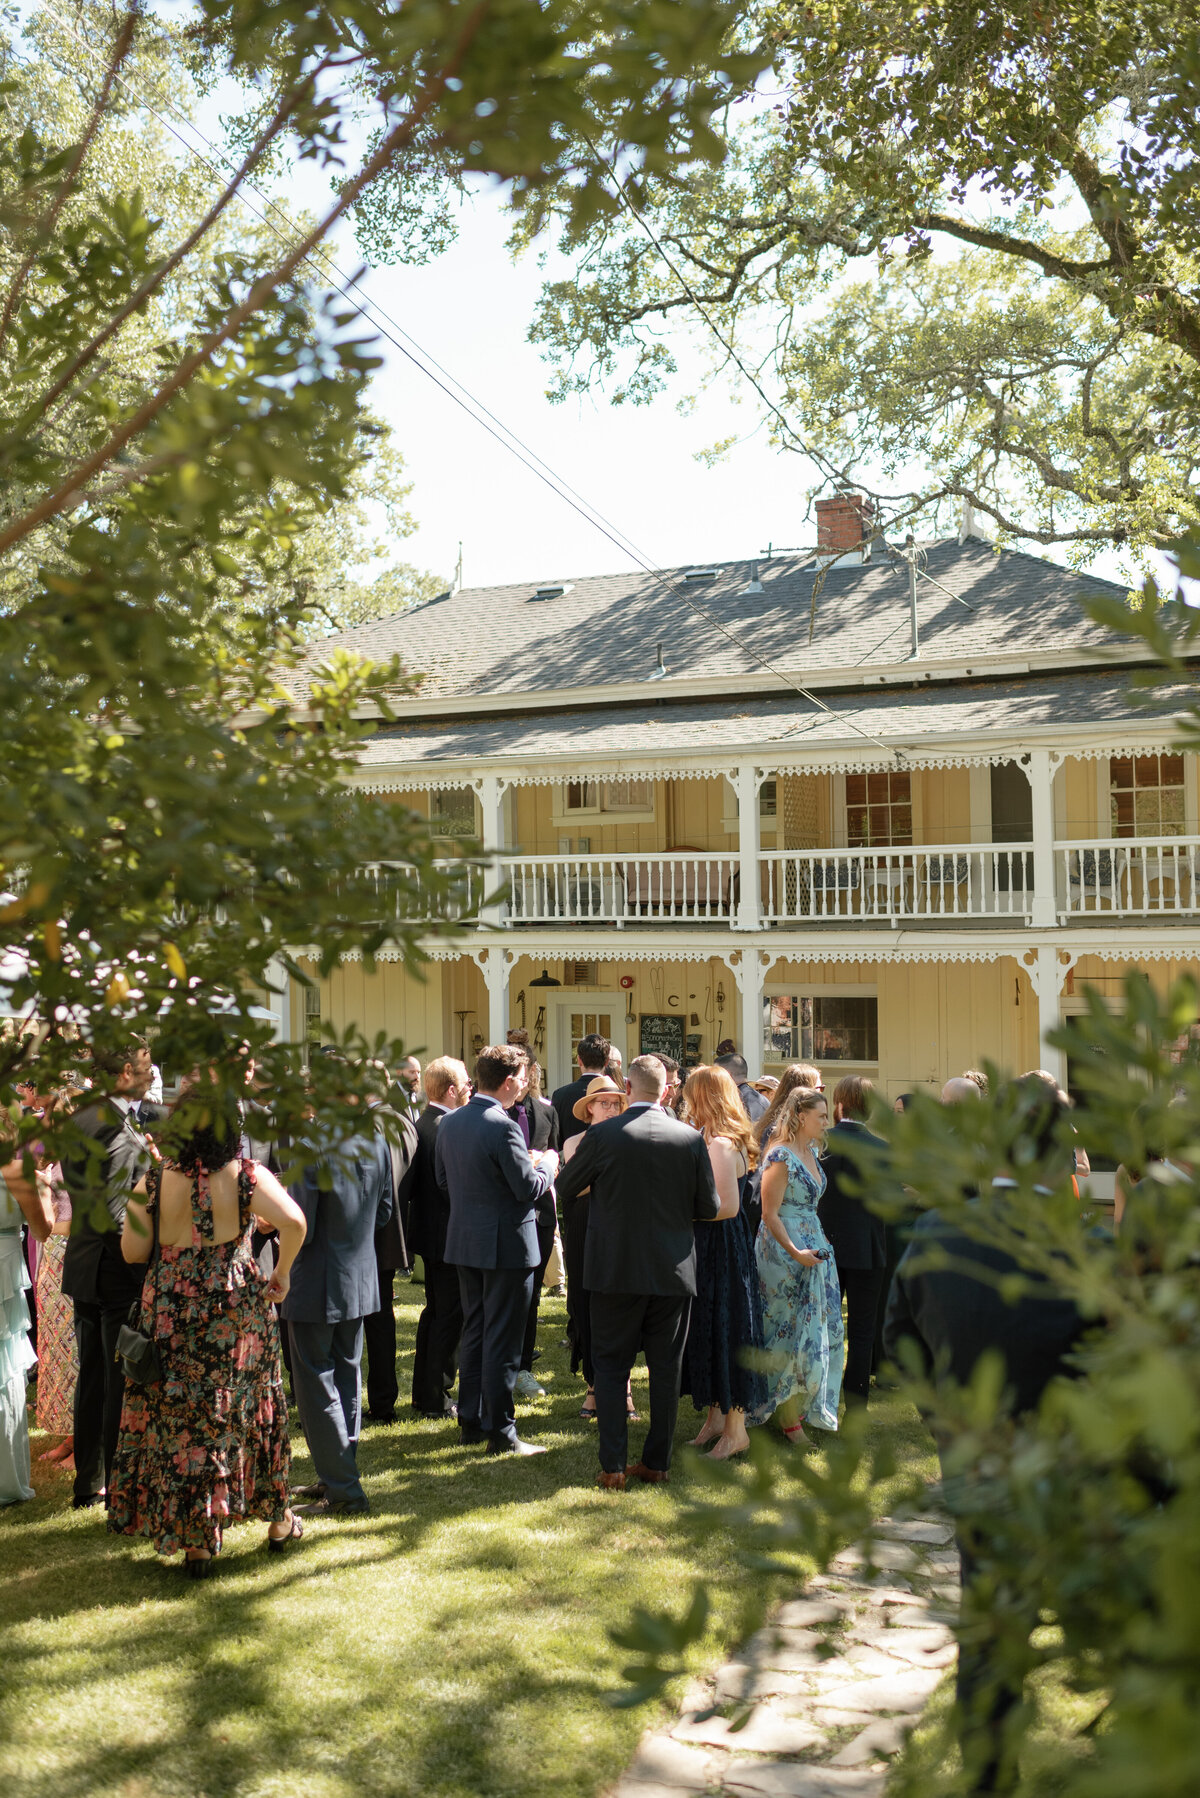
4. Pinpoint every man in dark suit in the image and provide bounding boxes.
[405,1056,471,1417]
[817,1074,891,1407]
[436,1044,558,1456]
[363,1086,418,1423]
[716,1052,769,1125]
[550,1031,612,1146]
[60,1038,155,1509]
[508,1052,561,1398]
[284,1116,394,1515]
[555,1053,720,1489]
